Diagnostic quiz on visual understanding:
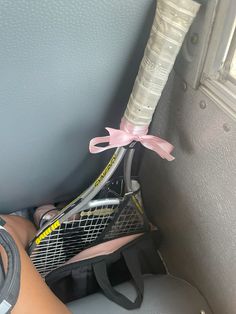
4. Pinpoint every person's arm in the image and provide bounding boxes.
[0,215,71,314]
